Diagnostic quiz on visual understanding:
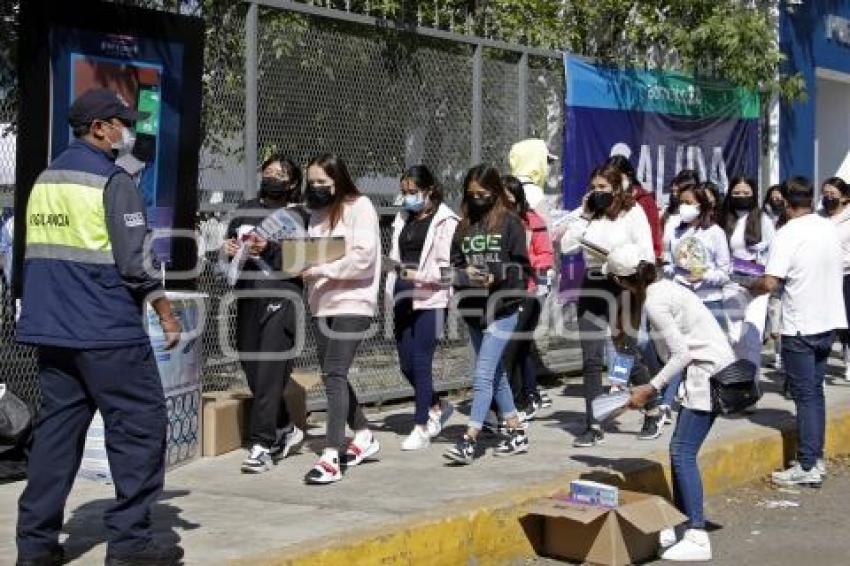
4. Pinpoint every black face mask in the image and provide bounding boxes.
[260,177,291,200]
[467,195,495,217]
[731,196,754,211]
[769,201,785,216]
[822,196,841,213]
[588,191,614,215]
[306,184,334,210]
